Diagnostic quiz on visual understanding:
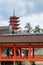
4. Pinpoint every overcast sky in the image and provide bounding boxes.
[0,0,43,29]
